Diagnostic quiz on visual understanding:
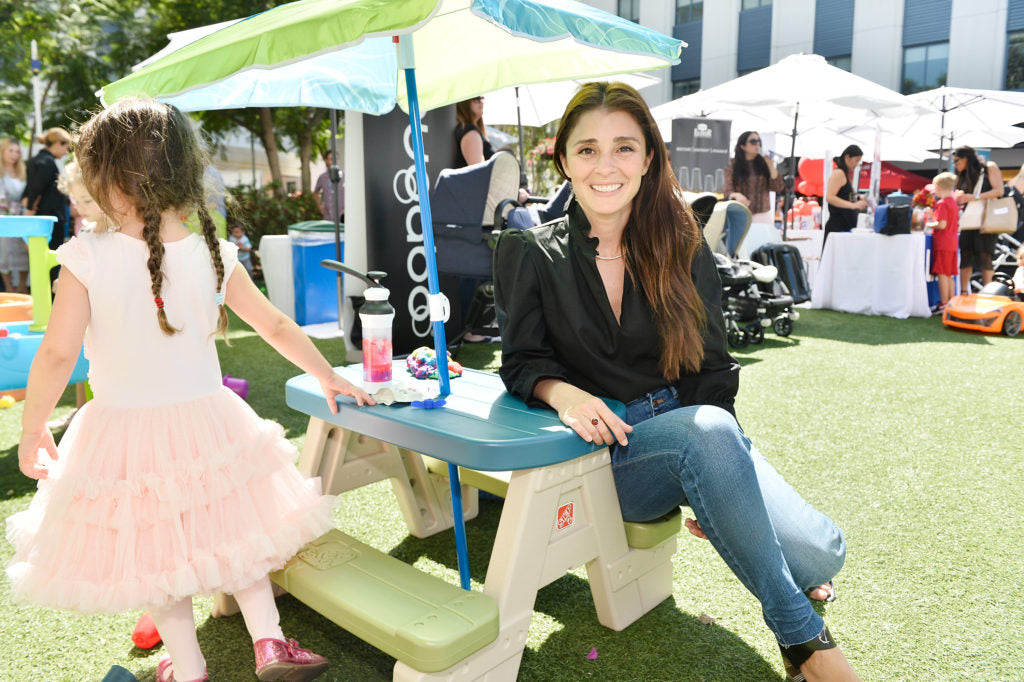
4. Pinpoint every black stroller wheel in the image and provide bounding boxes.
[773,317,794,337]
[1003,311,1022,337]
[728,327,750,348]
